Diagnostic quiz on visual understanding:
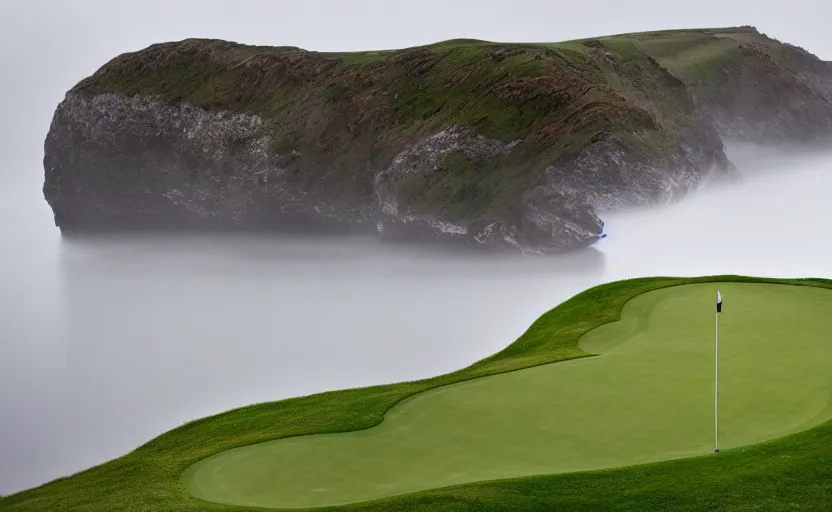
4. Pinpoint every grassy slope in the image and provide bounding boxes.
[623,27,832,140]
[68,28,756,224]
[184,282,832,509]
[3,275,832,512]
